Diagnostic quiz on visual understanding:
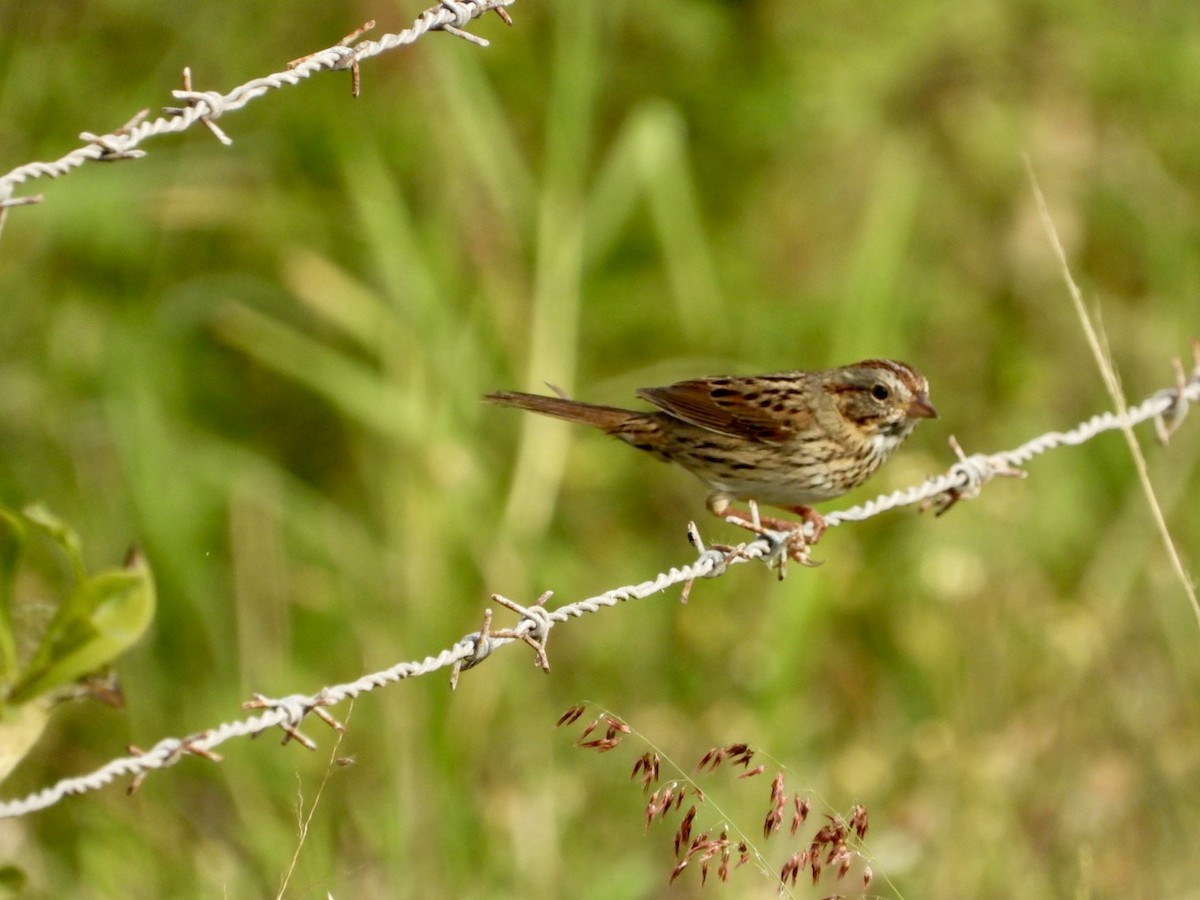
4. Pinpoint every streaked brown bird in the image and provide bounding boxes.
[485,359,936,540]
